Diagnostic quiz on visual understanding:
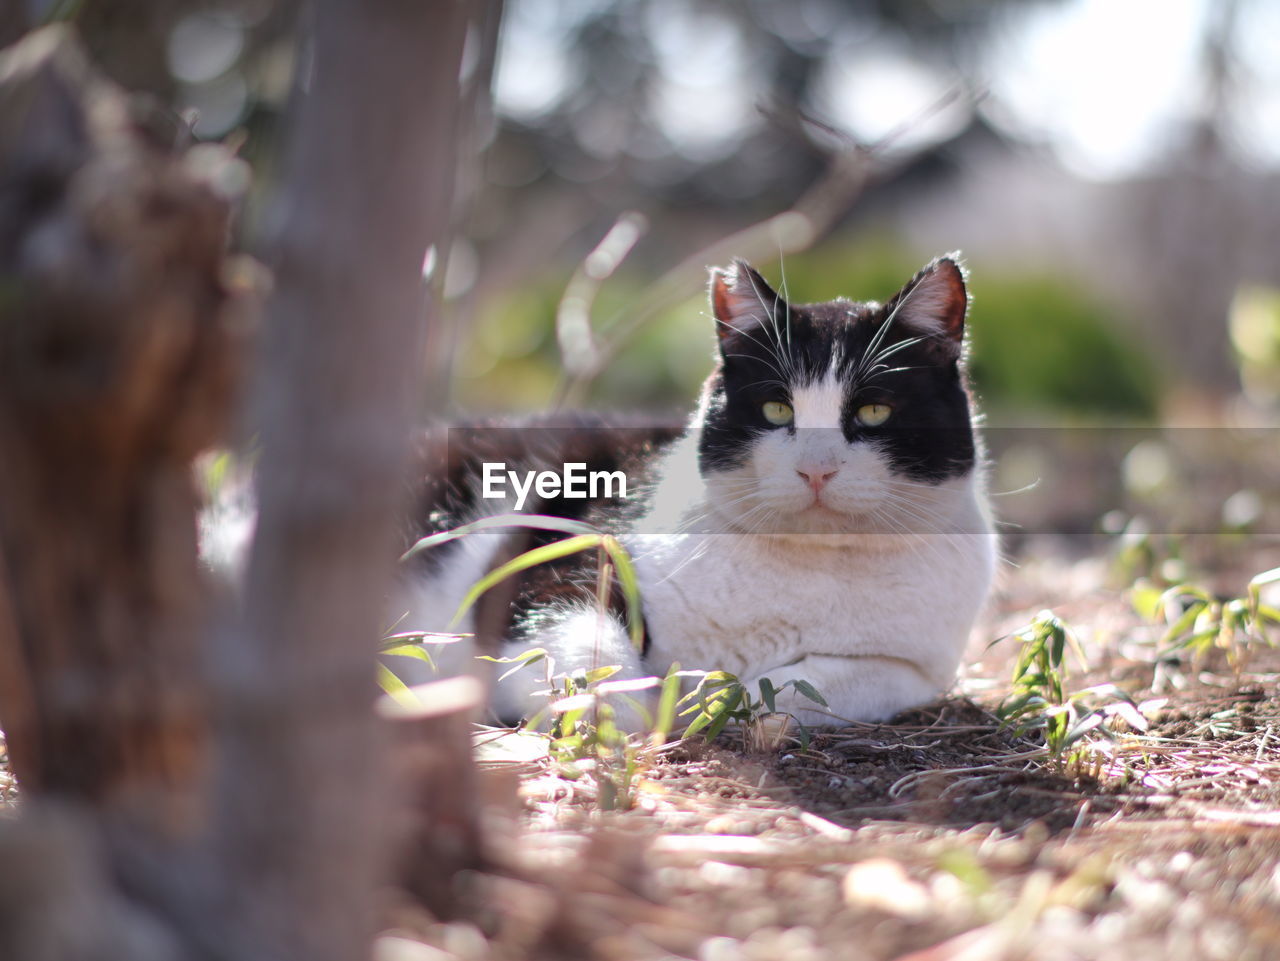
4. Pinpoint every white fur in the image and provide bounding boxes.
[388,531,492,683]
[618,433,995,726]
[402,354,995,729]
[490,604,647,727]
